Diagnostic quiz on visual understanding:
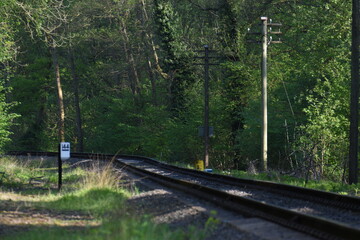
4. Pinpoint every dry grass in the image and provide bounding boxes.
[81,158,122,190]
